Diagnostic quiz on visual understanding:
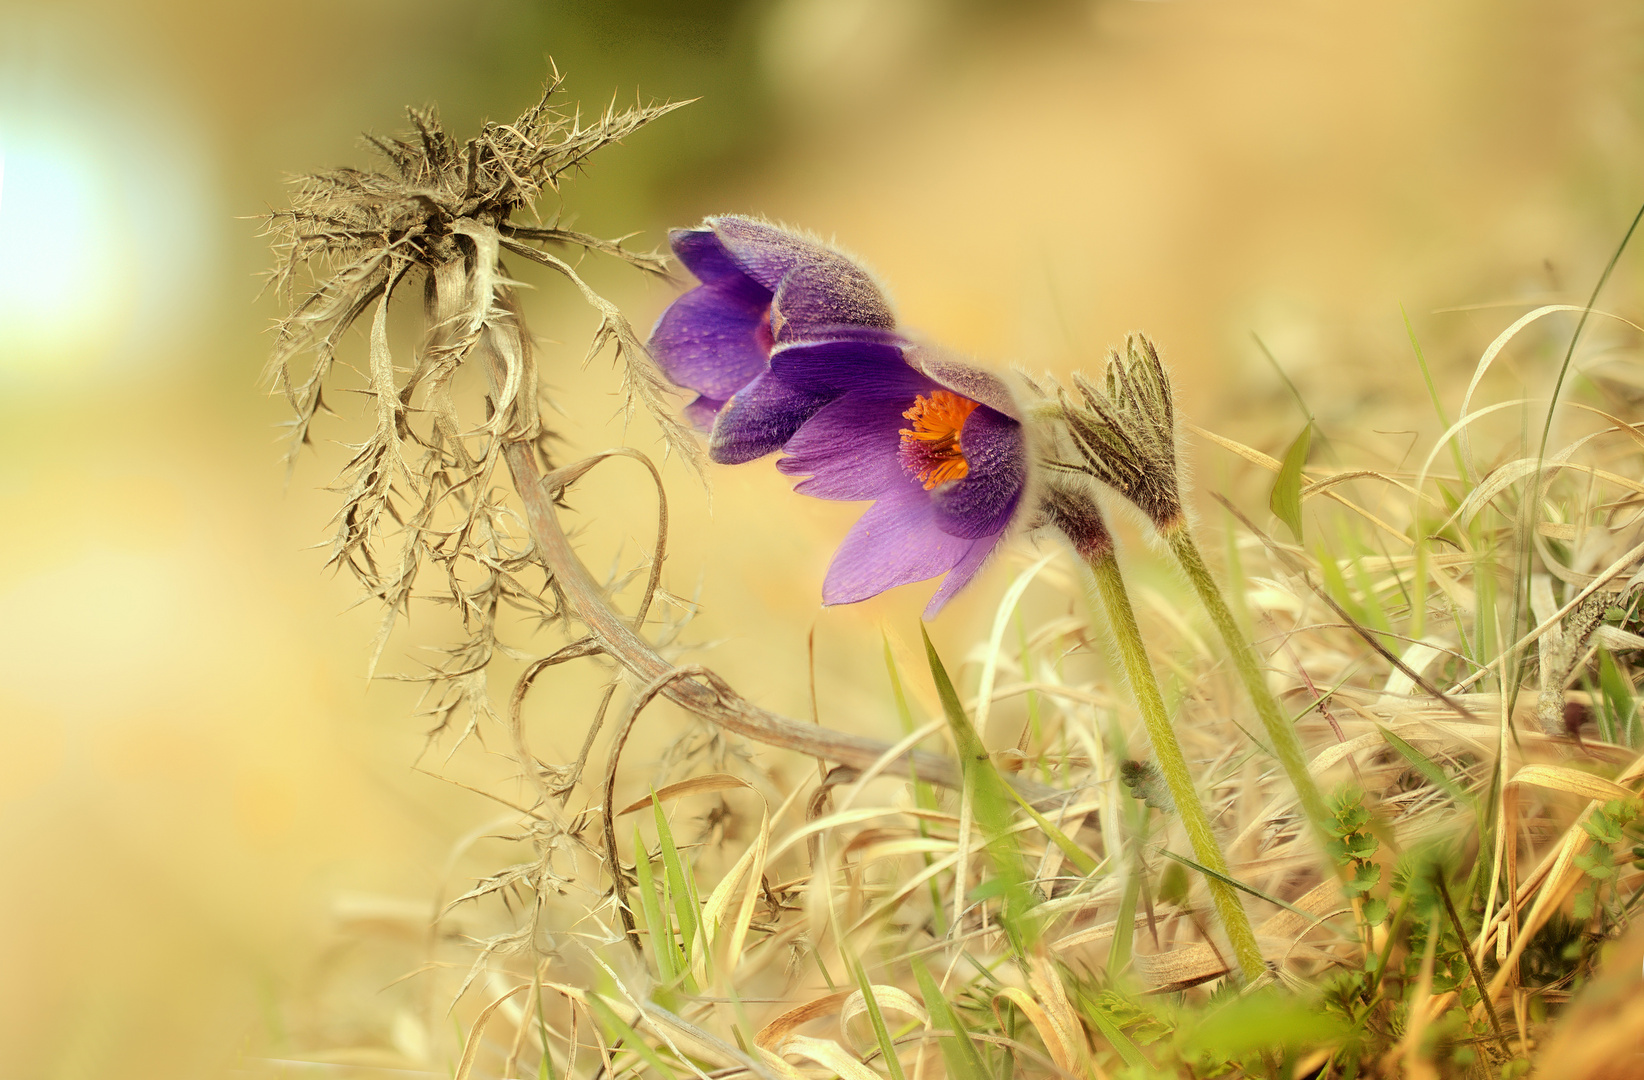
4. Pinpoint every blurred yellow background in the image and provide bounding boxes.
[1,0,1641,1076]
